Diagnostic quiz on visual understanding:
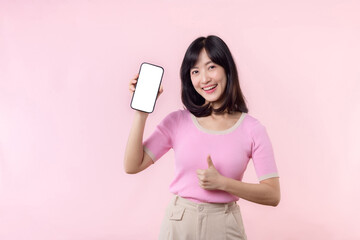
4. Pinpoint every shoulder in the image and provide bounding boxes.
[159,109,189,126]
[242,113,268,138]
[164,109,189,120]
[242,113,262,129]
